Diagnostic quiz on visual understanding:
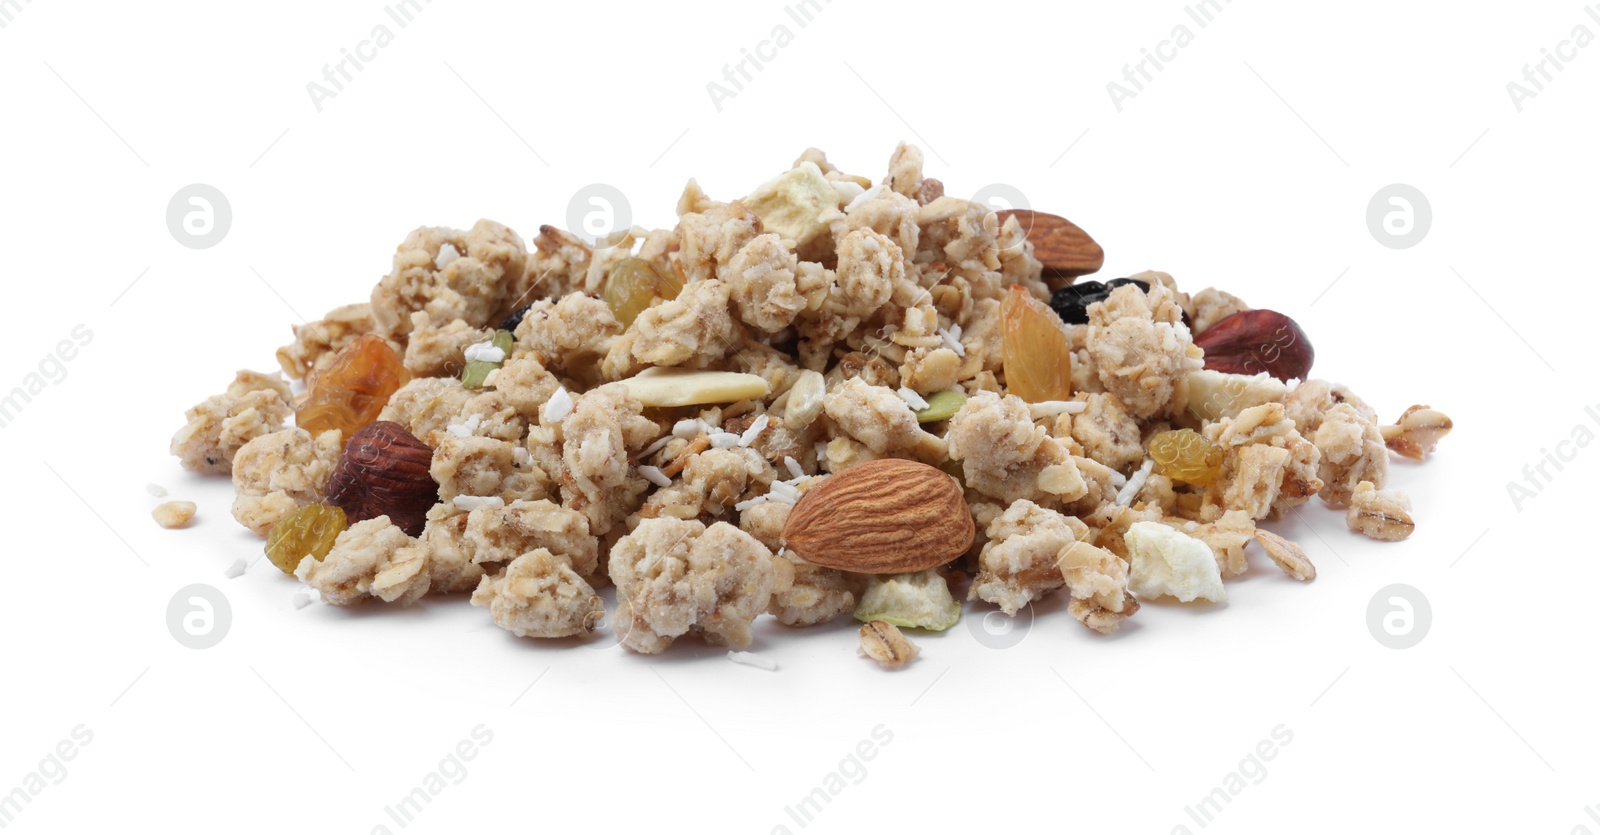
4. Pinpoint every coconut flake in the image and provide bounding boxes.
[739,414,770,447]
[784,457,805,480]
[145,483,167,498]
[224,558,248,579]
[292,589,320,610]
[672,419,703,439]
[1115,459,1156,507]
[640,434,674,458]
[845,183,885,212]
[733,496,768,512]
[1029,400,1088,420]
[464,340,505,364]
[939,326,967,357]
[543,387,574,423]
[639,465,671,488]
[897,387,930,412]
[513,446,532,467]
[446,413,483,438]
[708,432,742,449]
[727,651,778,671]
[435,242,461,270]
[453,495,506,512]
